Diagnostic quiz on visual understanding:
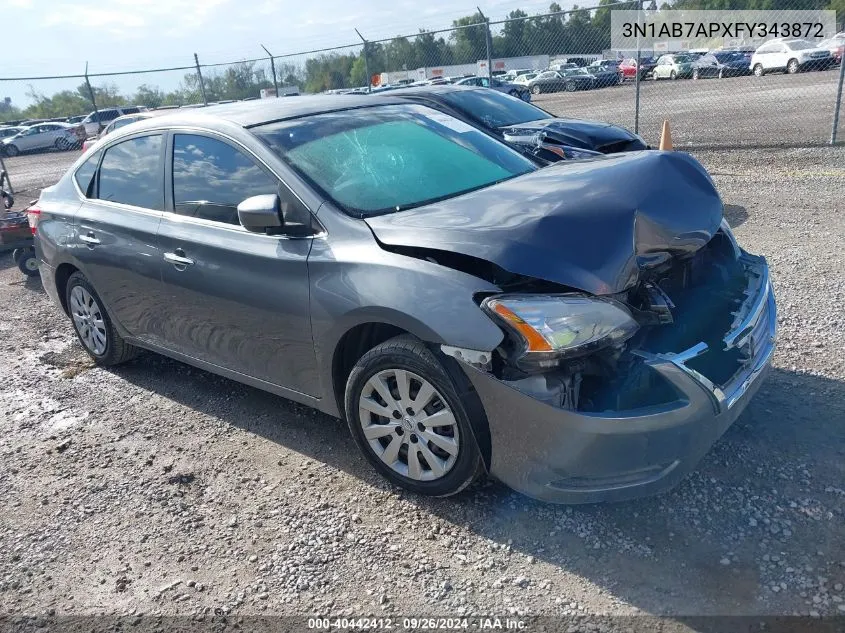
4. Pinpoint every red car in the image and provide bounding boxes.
[820,34,844,65]
[619,57,657,81]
